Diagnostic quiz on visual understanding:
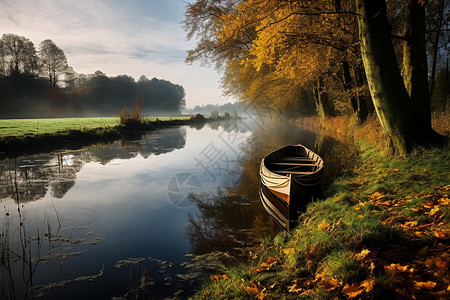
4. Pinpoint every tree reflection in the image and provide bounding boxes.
[0,127,188,203]
[186,118,359,257]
